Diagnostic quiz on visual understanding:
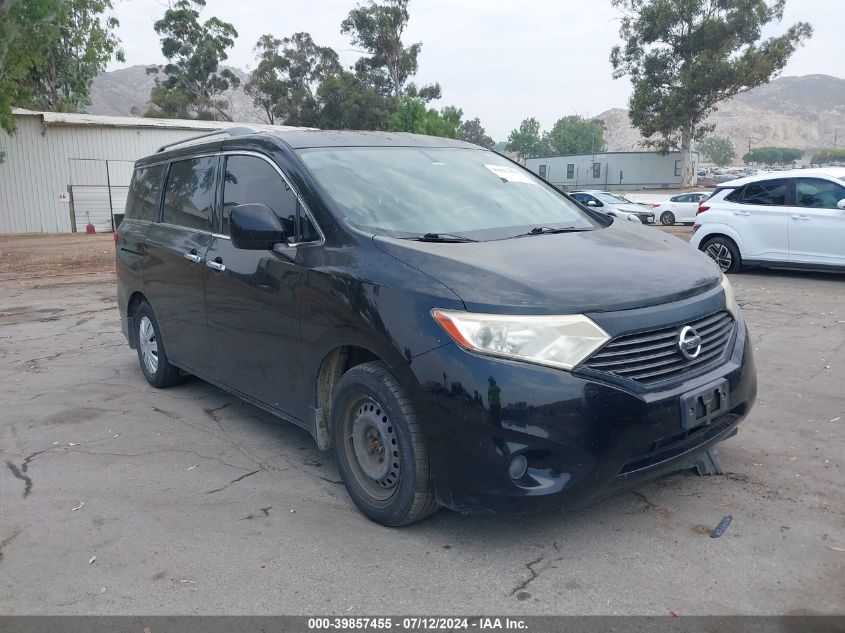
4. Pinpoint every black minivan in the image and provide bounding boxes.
[116,128,757,526]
